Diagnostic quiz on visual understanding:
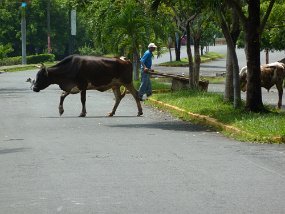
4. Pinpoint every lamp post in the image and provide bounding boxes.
[70,9,76,54]
[47,0,51,53]
[21,1,27,64]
